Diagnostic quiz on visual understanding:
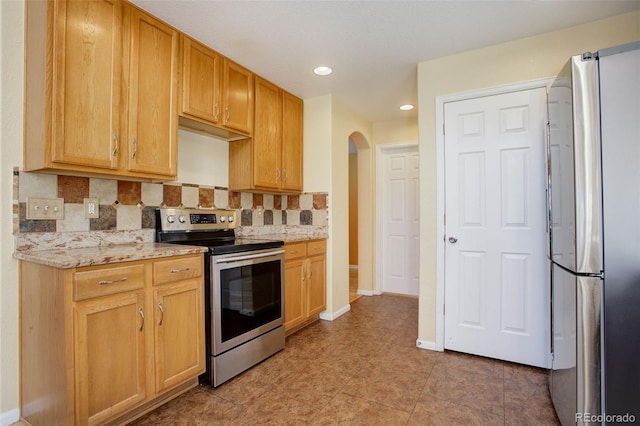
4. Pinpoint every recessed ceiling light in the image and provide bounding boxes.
[313,66,333,76]
[400,104,414,111]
